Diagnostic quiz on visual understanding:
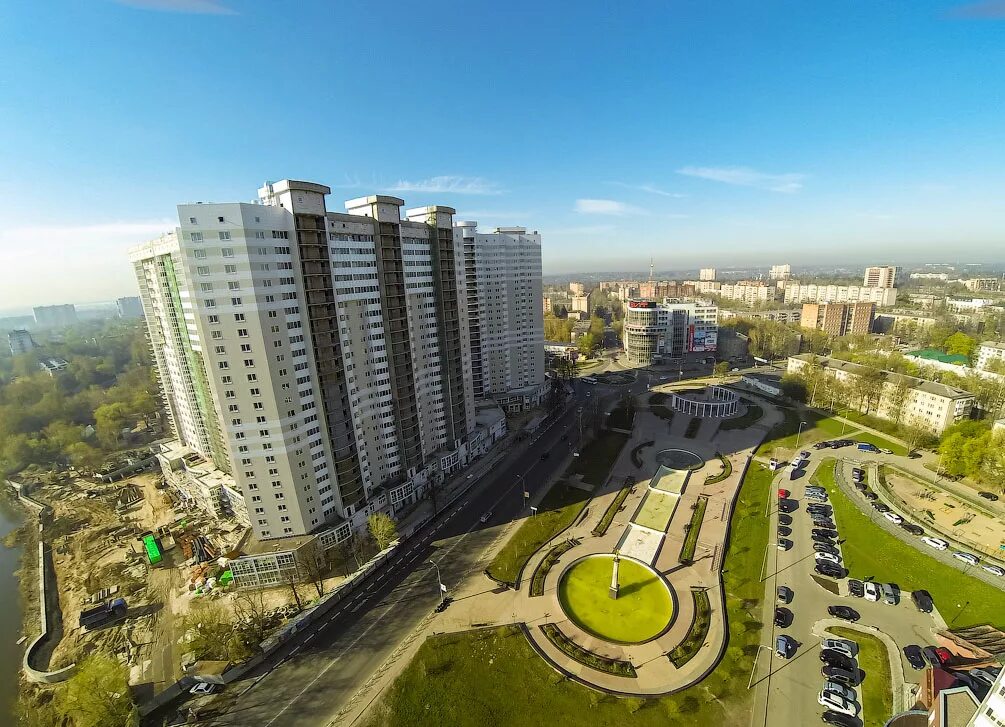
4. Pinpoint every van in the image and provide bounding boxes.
[857,443,879,452]
[880,583,898,605]
[769,458,782,471]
